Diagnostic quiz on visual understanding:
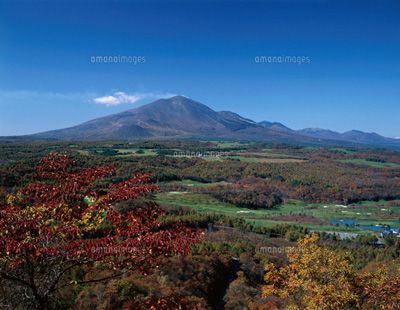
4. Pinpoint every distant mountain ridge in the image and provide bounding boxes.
[16,95,399,148]
[297,128,398,145]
